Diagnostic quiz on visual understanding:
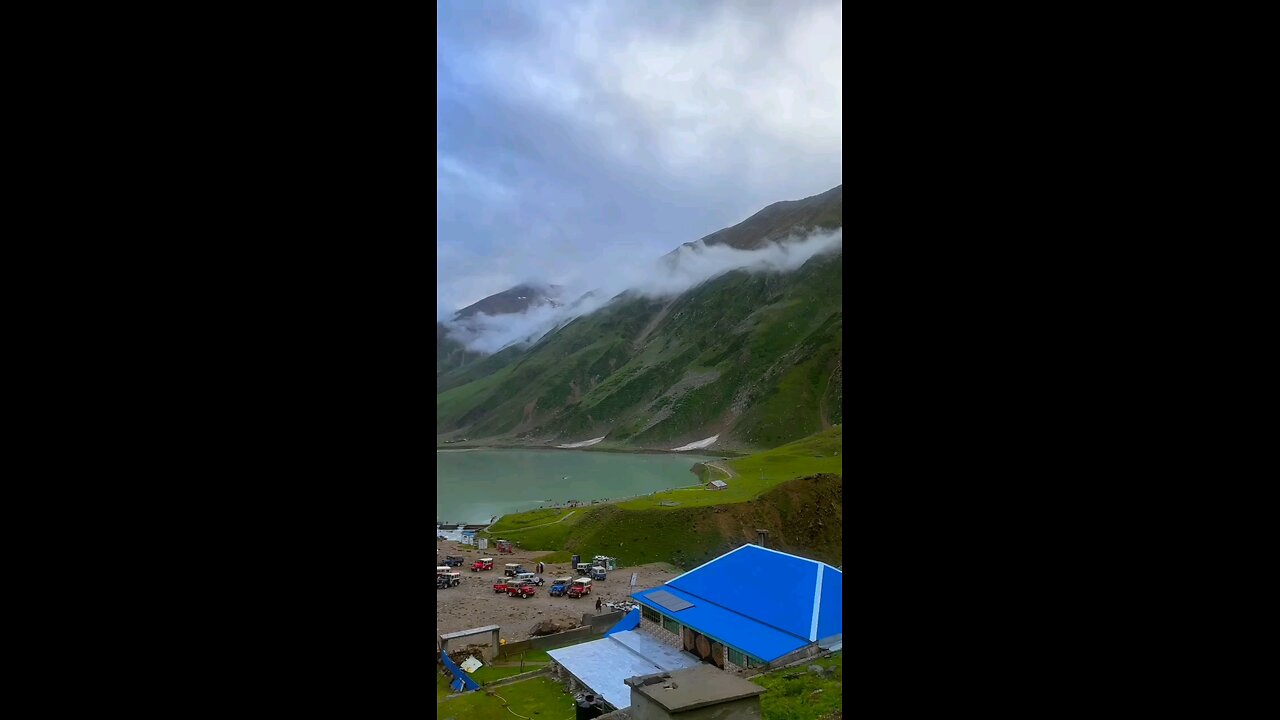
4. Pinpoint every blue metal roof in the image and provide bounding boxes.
[631,544,842,662]
[632,584,809,662]
[816,565,842,640]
